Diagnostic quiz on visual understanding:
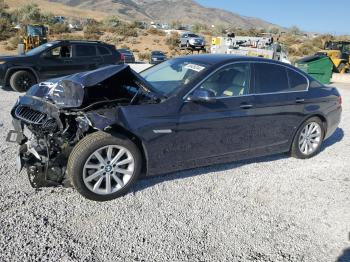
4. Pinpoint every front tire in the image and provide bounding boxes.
[9,70,36,92]
[68,131,142,201]
[291,117,325,159]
